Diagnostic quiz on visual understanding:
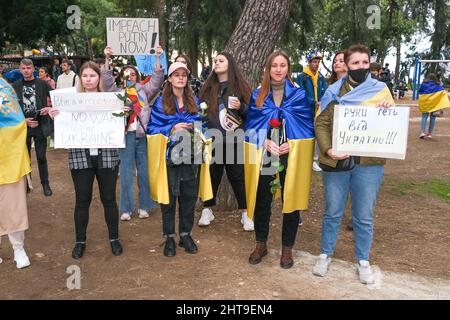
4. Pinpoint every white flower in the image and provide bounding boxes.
[200,102,208,110]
